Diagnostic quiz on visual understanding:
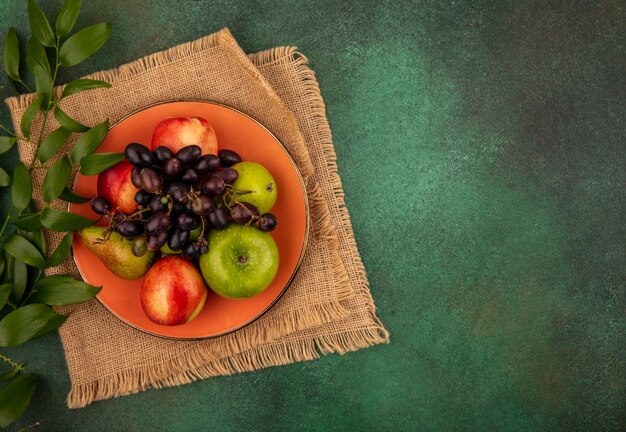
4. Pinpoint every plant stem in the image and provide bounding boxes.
[0,205,13,239]
[0,353,24,371]
[0,124,16,136]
